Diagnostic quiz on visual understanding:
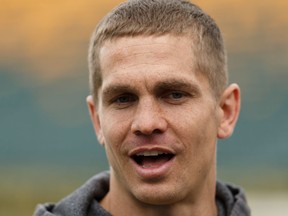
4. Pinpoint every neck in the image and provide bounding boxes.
[102,198,217,216]
[100,173,217,216]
